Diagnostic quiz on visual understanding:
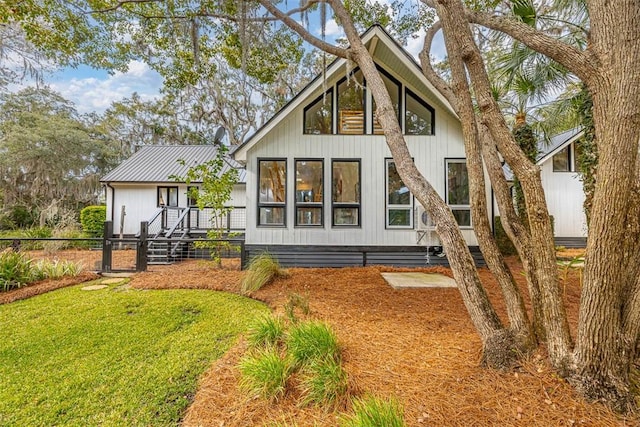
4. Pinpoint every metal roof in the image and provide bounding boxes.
[101,145,246,183]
